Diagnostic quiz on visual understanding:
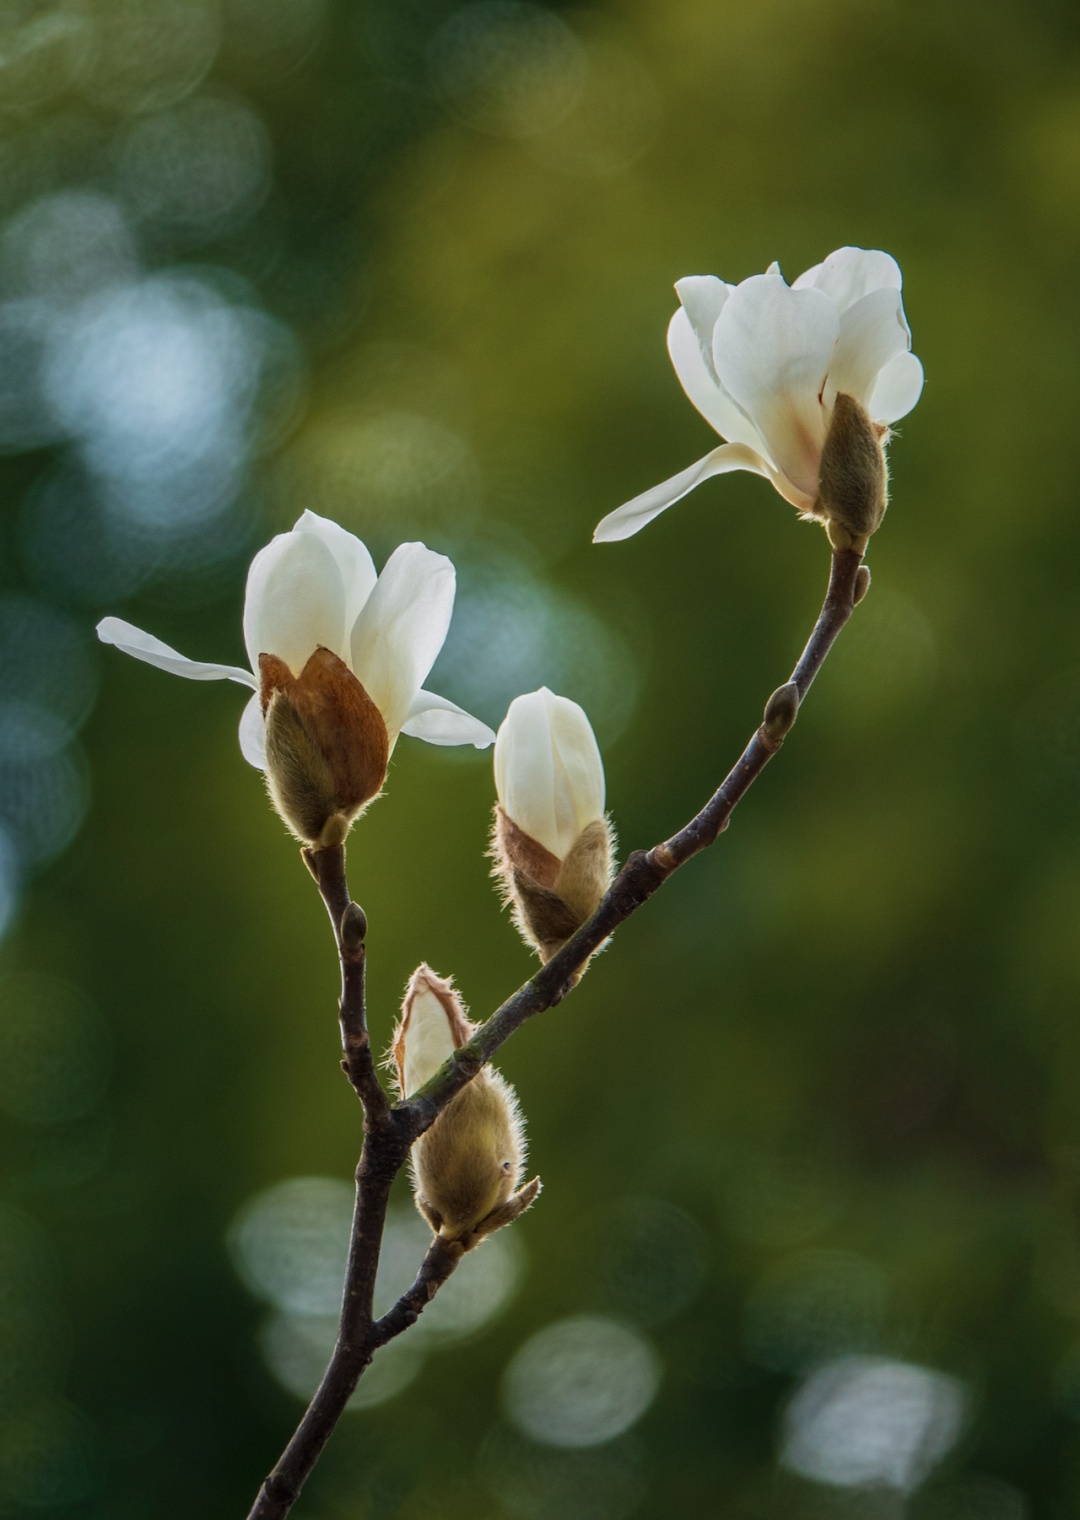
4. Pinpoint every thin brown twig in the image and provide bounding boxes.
[245,544,864,1520]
